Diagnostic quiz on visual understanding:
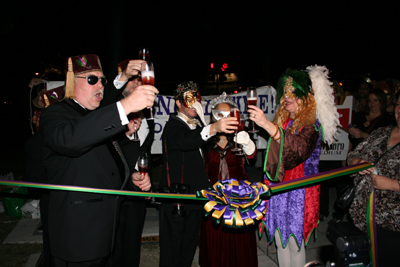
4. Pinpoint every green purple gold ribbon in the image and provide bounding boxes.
[196,179,271,228]
[268,162,371,193]
[0,162,372,203]
[0,180,197,200]
[367,189,378,267]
